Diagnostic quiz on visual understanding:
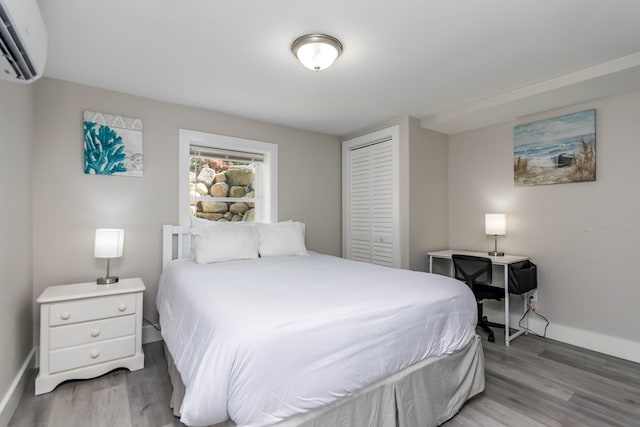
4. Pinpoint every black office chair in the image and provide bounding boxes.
[452,254,504,342]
